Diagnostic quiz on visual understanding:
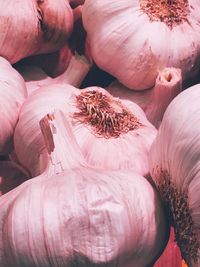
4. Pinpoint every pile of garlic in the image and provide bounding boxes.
[0,0,200,267]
